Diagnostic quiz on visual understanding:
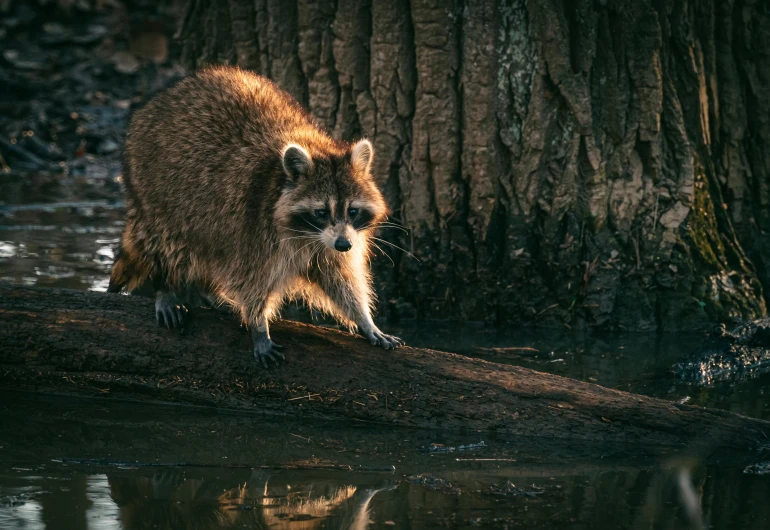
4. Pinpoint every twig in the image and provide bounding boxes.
[455,458,517,462]
[633,234,641,270]
[536,303,560,317]
[474,346,539,353]
[287,393,320,401]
